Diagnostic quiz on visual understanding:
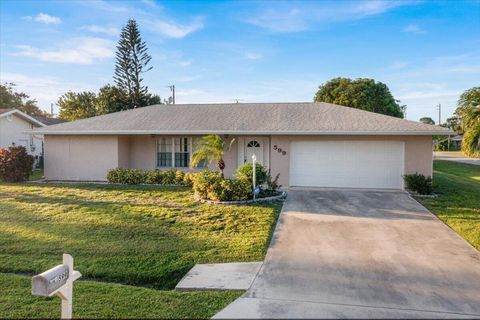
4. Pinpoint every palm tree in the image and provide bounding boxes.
[191,135,234,177]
